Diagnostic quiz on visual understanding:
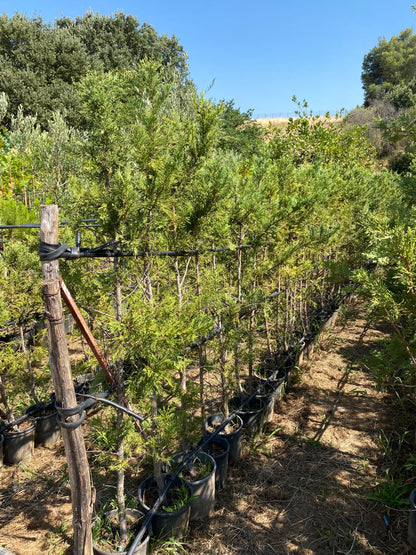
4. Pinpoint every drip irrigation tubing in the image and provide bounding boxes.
[0,219,98,230]
[75,392,145,422]
[126,337,306,555]
[0,292,344,552]
[38,240,259,261]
